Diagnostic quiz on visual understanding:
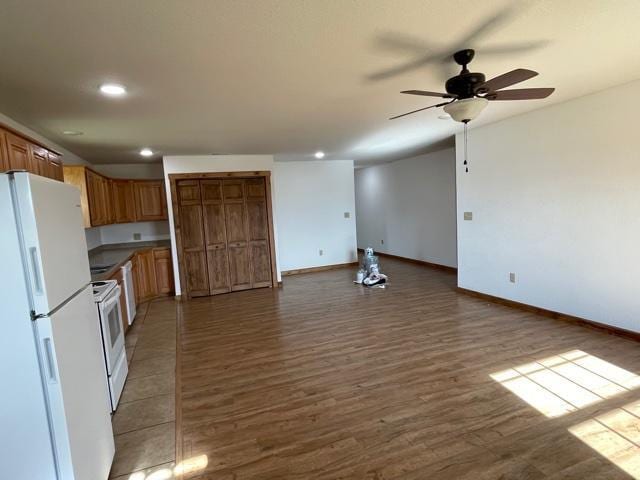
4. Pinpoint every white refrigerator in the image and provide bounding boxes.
[0,172,115,479]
